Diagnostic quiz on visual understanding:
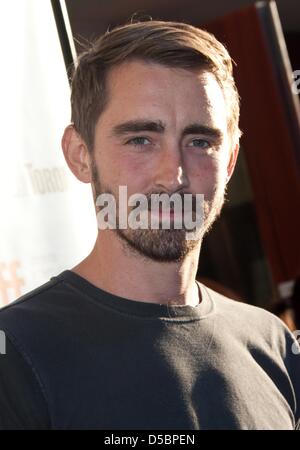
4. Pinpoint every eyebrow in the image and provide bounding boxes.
[110,120,224,141]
